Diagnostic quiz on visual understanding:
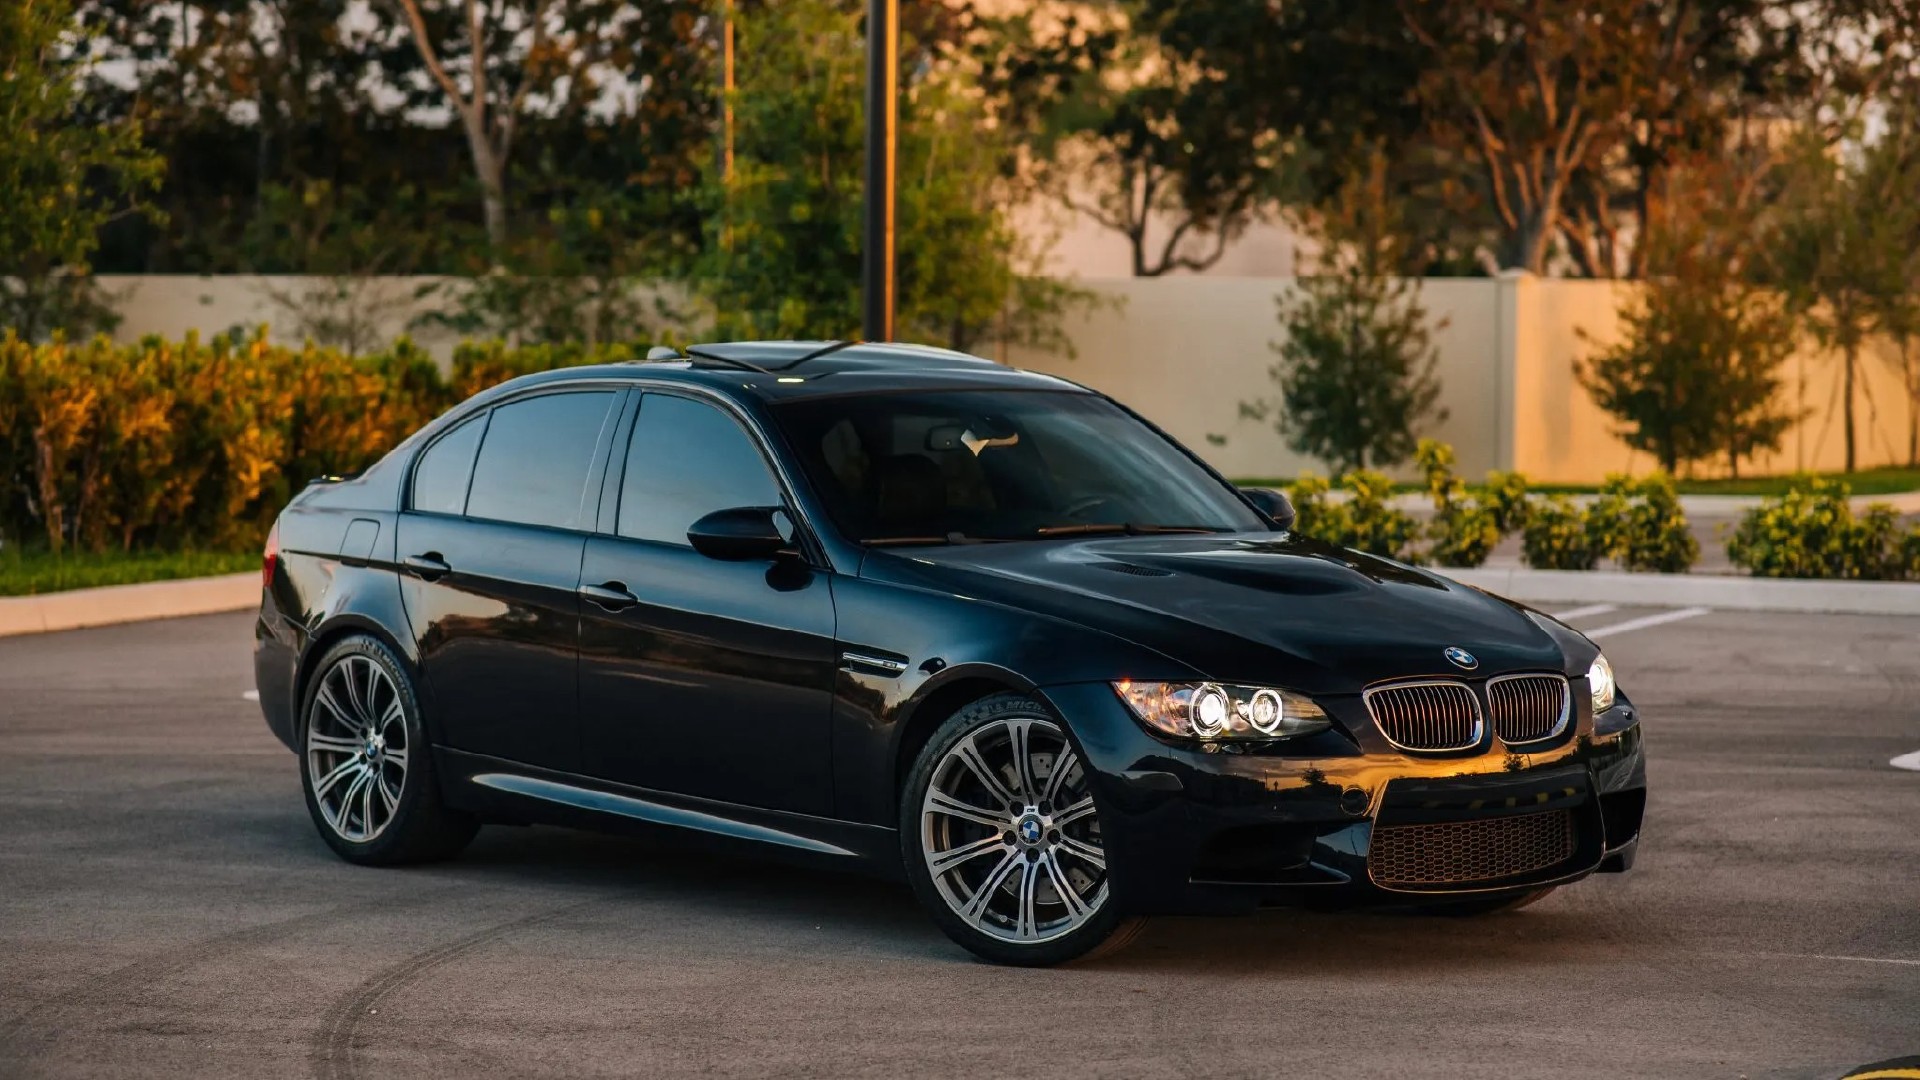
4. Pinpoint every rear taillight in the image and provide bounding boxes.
[263,522,280,589]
